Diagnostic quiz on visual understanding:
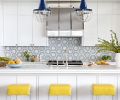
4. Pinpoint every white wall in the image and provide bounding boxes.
[83,0,120,46]
[0,47,4,56]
